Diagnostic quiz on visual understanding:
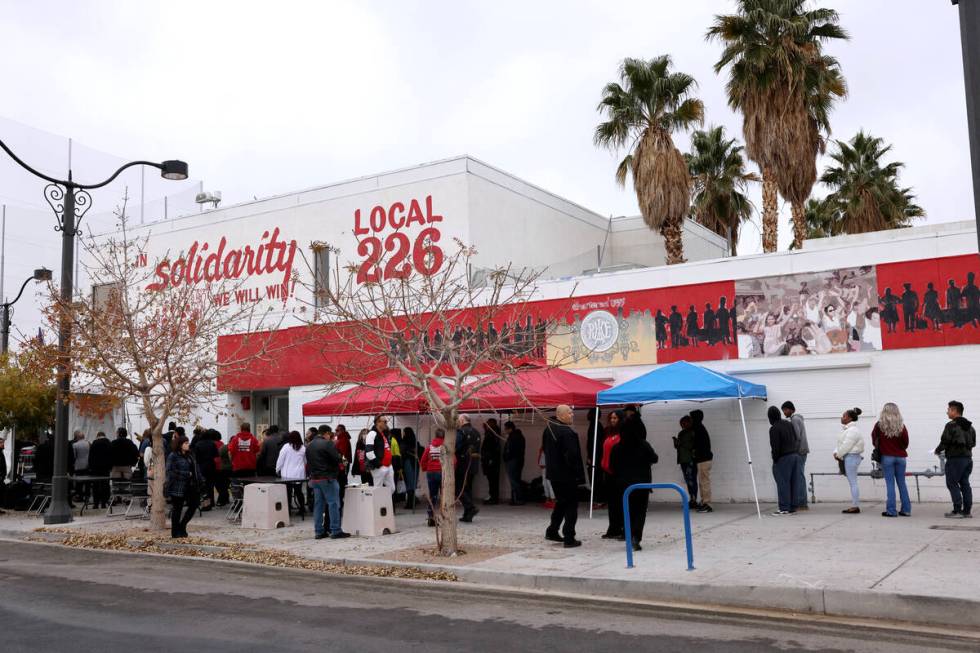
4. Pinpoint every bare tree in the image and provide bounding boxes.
[32,193,280,530]
[293,237,569,556]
